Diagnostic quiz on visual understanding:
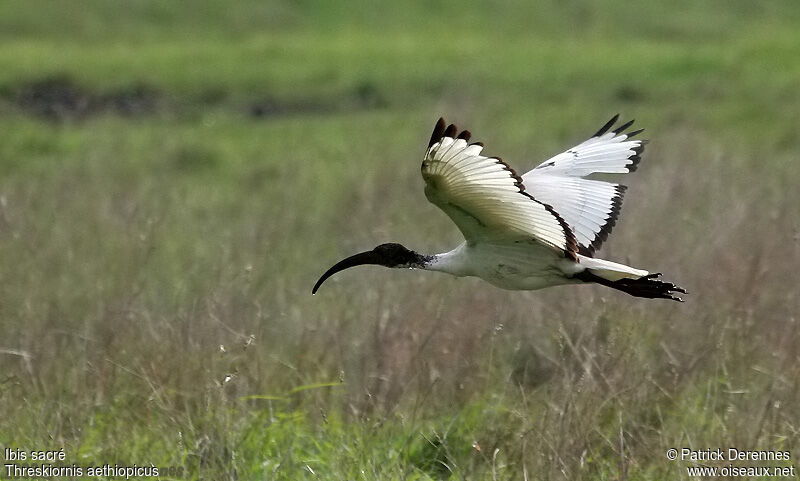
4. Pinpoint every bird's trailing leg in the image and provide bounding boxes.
[575,271,687,302]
